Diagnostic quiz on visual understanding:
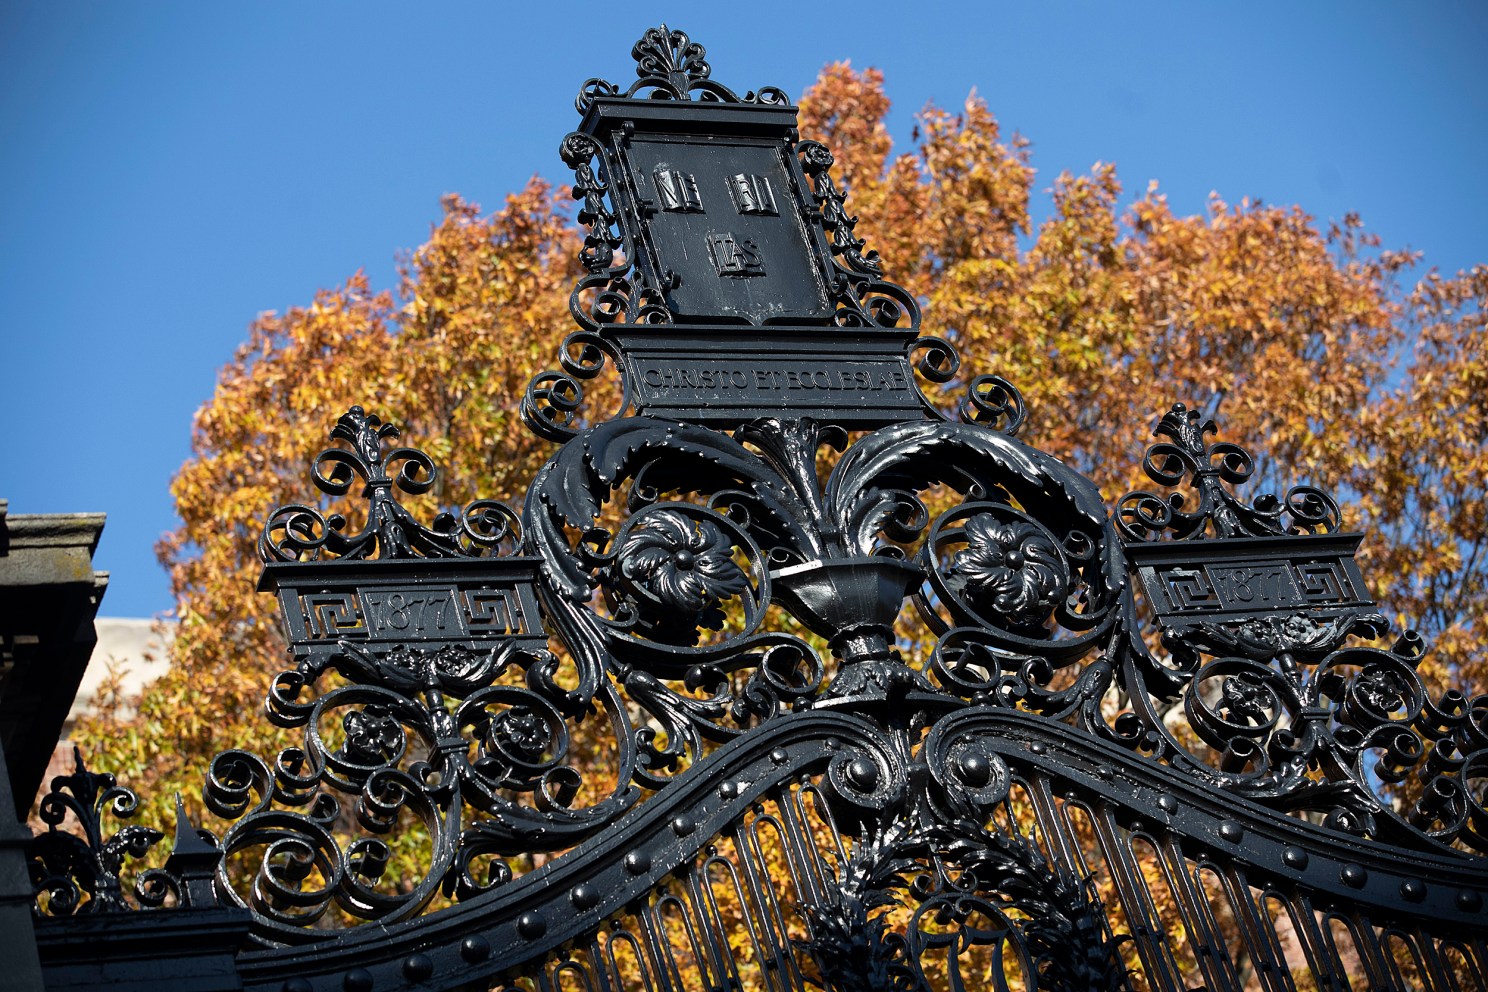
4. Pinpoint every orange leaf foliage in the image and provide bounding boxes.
[75,64,1485,875]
